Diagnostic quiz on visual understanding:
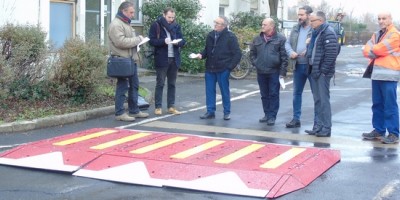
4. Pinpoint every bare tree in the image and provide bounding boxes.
[269,0,279,18]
